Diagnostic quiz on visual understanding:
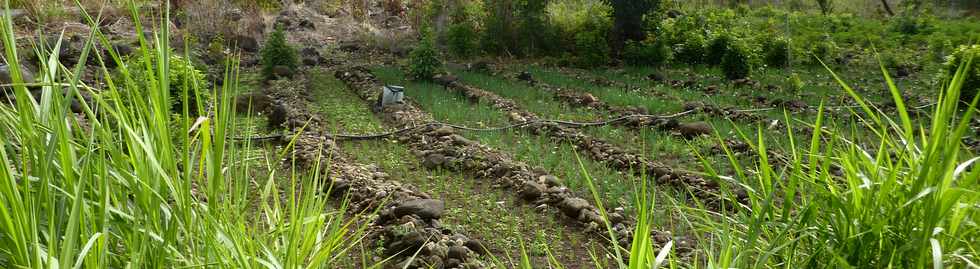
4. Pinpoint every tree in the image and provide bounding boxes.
[409,28,442,80]
[481,0,516,55]
[608,0,658,50]
[816,0,832,15]
[516,0,549,55]
[259,26,298,81]
[881,0,895,16]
